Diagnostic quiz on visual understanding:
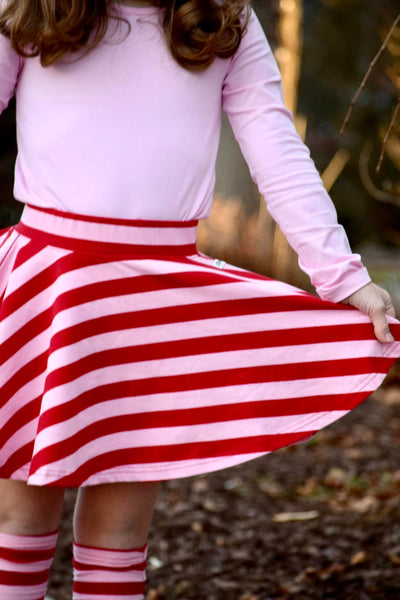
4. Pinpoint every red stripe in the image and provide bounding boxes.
[11,239,54,271]
[39,390,366,435]
[72,580,145,594]
[0,397,41,449]
[45,431,315,487]
[0,313,52,372]
[48,294,335,354]
[0,354,47,408]
[0,547,55,563]
[0,442,34,479]
[0,227,14,251]
[16,223,197,258]
[32,391,367,471]
[43,323,380,393]
[0,270,236,359]
[37,356,392,432]
[0,251,115,320]
[0,230,18,271]
[72,559,146,572]
[24,204,198,228]
[49,318,382,364]
[0,569,50,585]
